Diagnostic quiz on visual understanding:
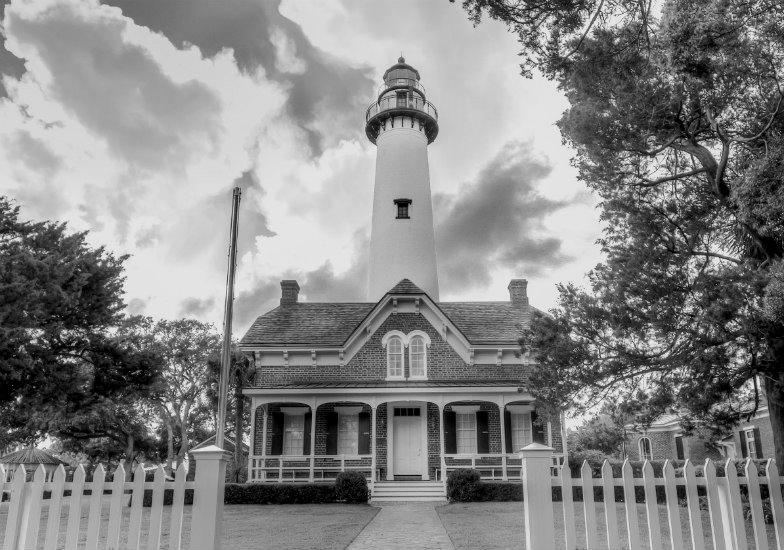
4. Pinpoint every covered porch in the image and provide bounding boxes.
[244,384,566,488]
